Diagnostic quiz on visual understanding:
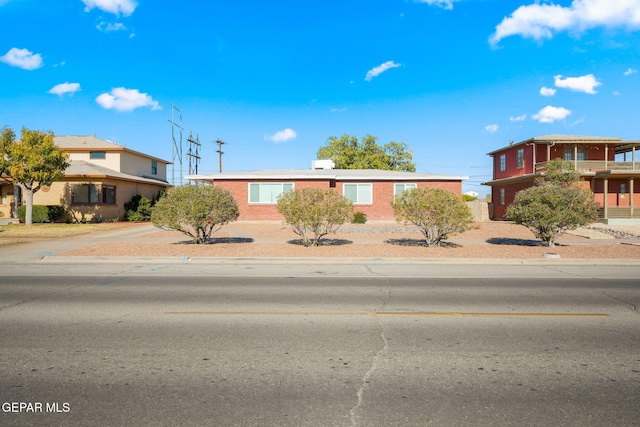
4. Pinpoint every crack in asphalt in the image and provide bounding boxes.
[349,283,391,426]
[602,291,639,314]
